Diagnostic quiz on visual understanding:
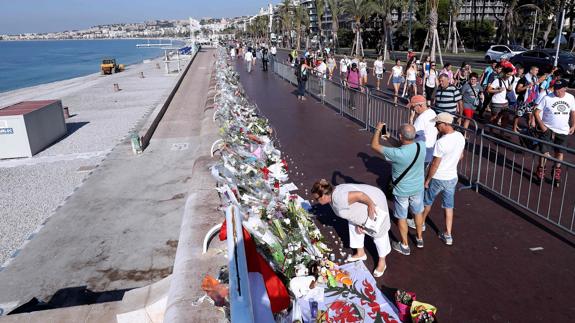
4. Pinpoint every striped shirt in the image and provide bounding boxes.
[435,85,462,113]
